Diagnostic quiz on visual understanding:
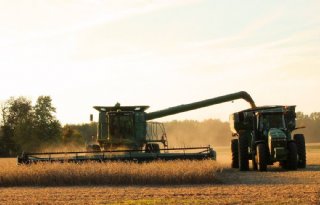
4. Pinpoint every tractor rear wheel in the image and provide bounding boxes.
[238,133,249,171]
[294,134,306,168]
[285,141,298,170]
[231,139,239,168]
[256,143,267,171]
